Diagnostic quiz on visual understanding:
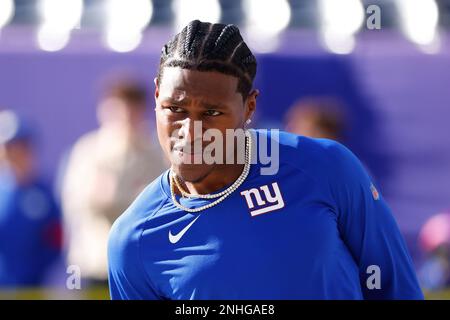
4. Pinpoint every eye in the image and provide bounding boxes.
[165,106,185,113]
[204,109,222,117]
